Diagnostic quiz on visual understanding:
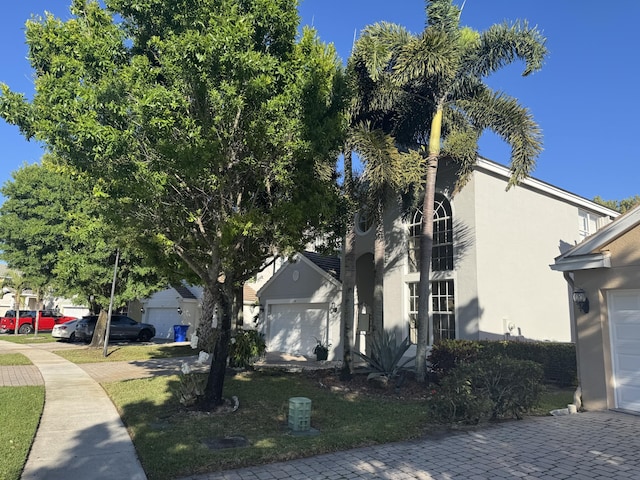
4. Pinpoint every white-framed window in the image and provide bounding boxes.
[408,279,455,344]
[578,209,599,240]
[408,194,453,273]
